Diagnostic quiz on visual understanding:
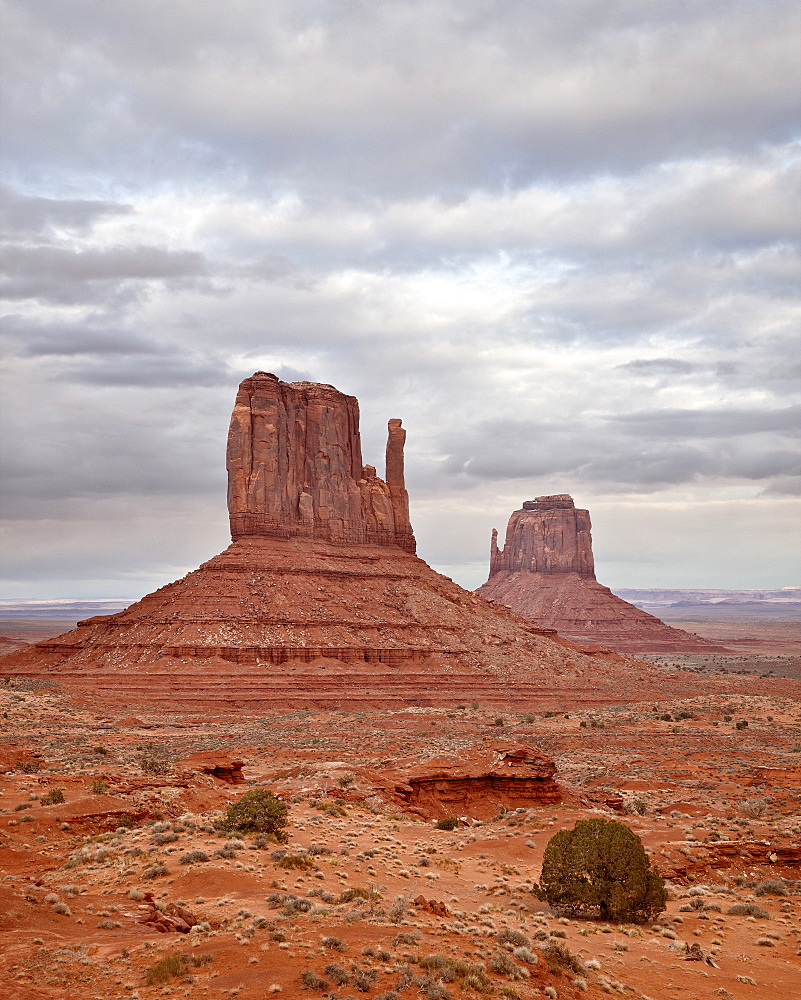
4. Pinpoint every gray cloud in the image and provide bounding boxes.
[0,184,131,236]
[617,359,696,376]
[0,0,798,595]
